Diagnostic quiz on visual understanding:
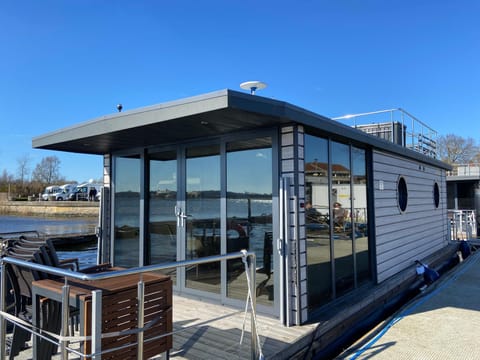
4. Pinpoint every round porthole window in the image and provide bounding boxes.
[397,176,408,212]
[433,182,440,208]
